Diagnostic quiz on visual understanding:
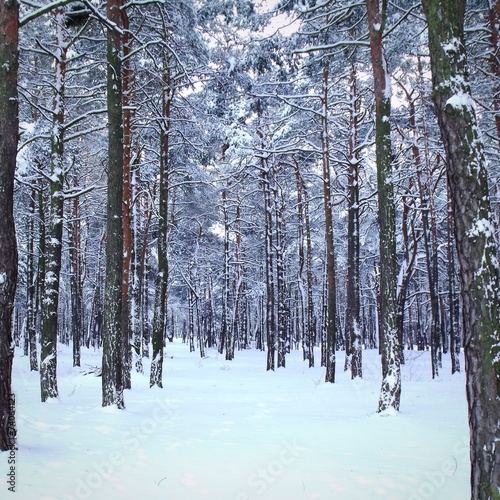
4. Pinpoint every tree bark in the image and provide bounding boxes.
[422,0,500,496]
[121,10,132,390]
[0,0,18,452]
[345,61,362,379]
[69,174,83,368]
[321,60,337,384]
[150,64,173,388]
[26,187,38,371]
[367,0,401,412]
[102,0,125,408]
[40,7,67,402]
